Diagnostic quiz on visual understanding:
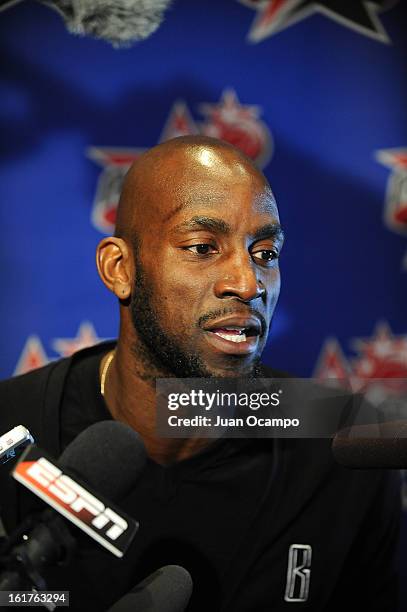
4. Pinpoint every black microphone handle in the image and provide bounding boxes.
[0,569,26,590]
[0,510,75,591]
[332,420,407,468]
